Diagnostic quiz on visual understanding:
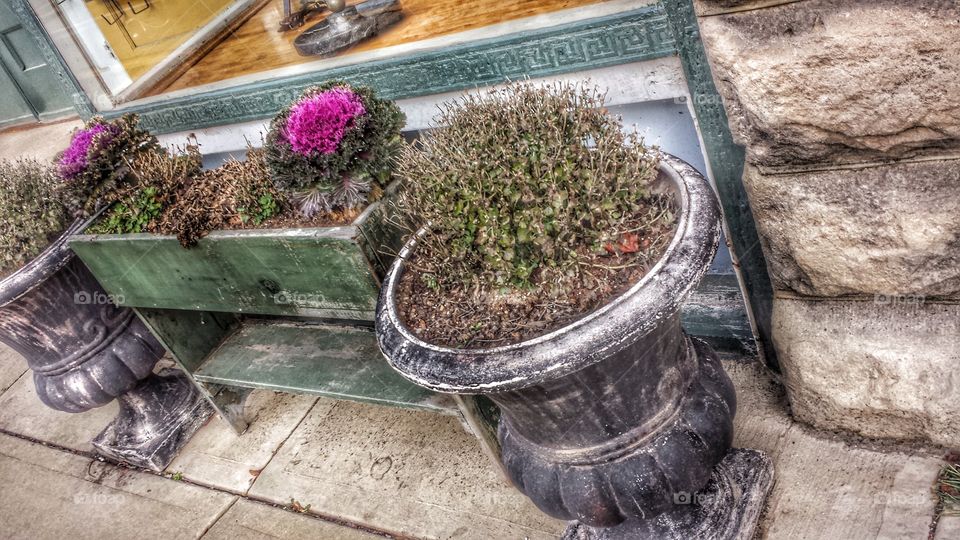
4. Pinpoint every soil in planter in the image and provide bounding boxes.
[396,196,678,349]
